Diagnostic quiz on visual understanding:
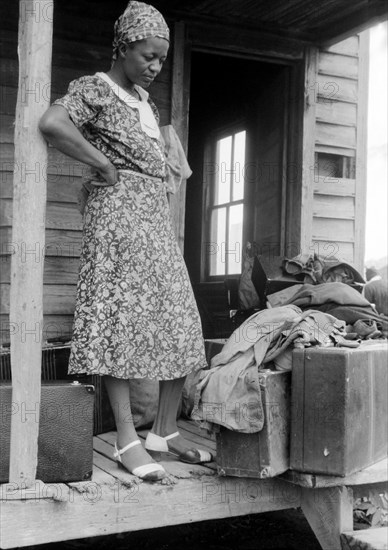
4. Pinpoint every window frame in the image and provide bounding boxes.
[202,123,247,281]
